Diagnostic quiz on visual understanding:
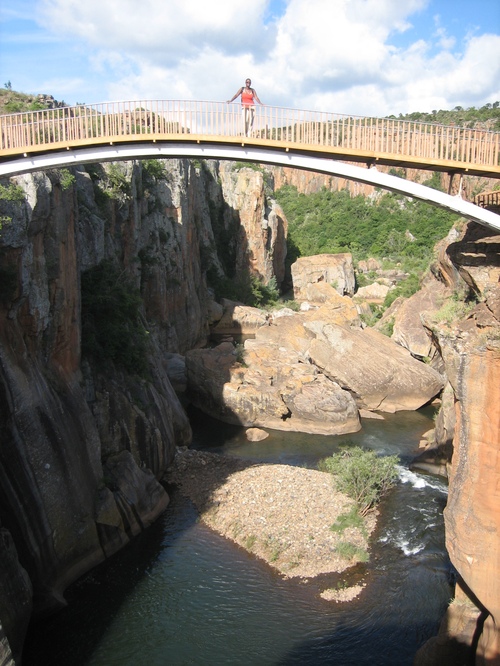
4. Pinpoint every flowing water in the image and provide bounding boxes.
[23,407,451,666]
